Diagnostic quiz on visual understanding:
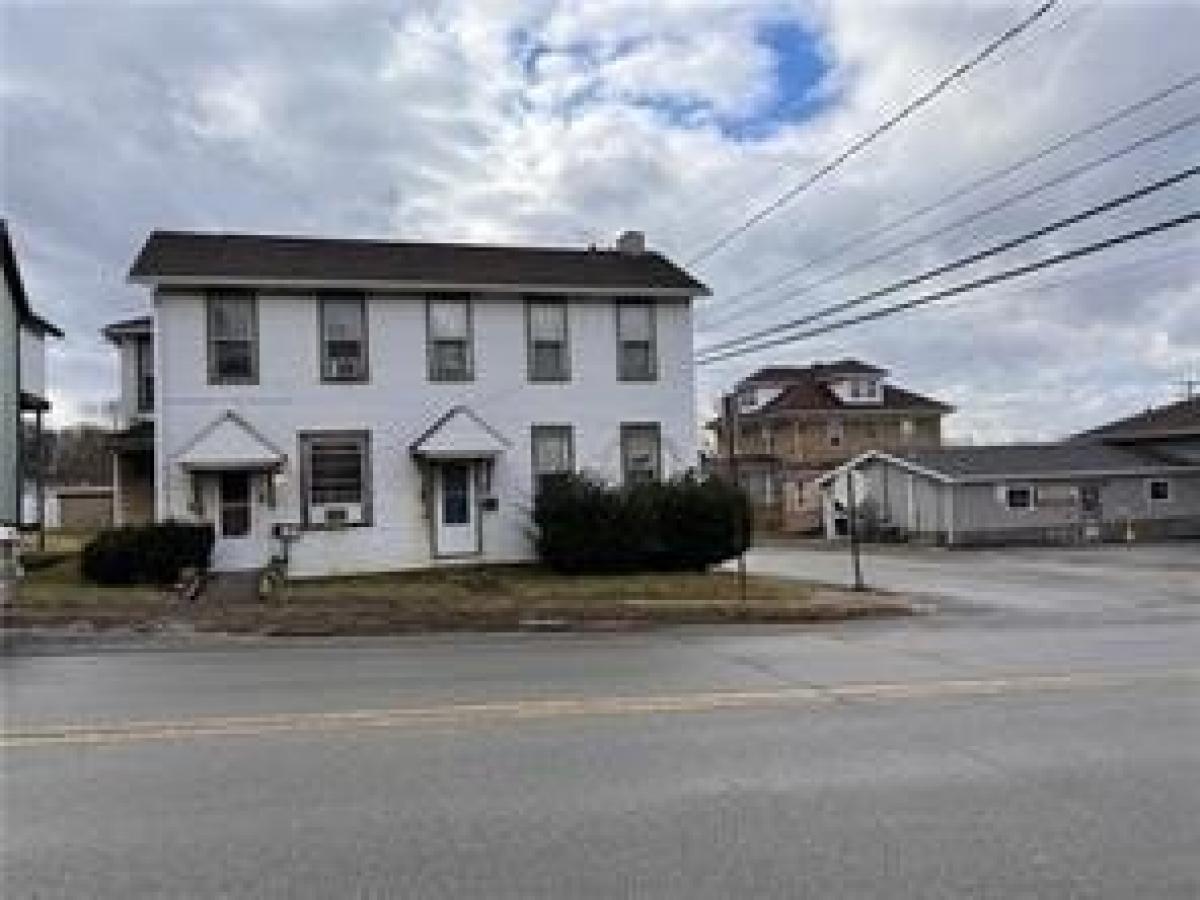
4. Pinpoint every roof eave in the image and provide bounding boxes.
[101,322,154,344]
[815,451,957,487]
[954,466,1200,482]
[129,273,708,297]
[22,314,64,339]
